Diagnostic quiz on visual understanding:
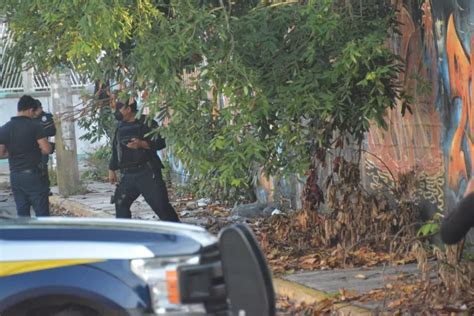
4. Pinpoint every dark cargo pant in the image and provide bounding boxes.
[10,169,50,217]
[114,167,179,222]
